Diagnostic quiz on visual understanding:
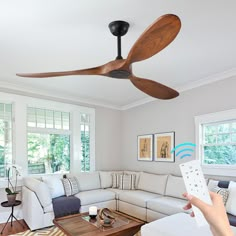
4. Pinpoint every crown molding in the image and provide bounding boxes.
[120,67,236,110]
[176,67,236,93]
[0,81,122,110]
[121,97,155,110]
